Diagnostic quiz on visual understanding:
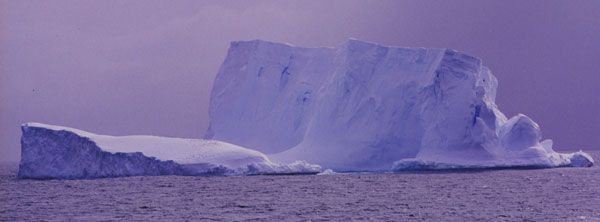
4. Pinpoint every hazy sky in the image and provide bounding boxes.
[1,0,599,162]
